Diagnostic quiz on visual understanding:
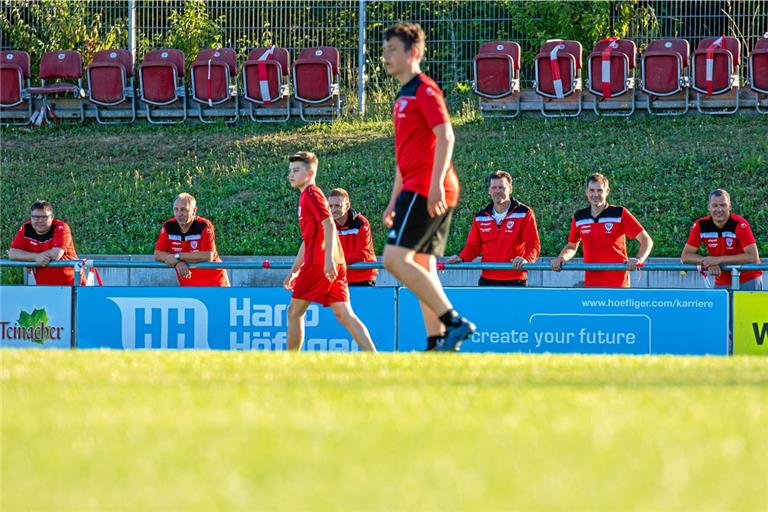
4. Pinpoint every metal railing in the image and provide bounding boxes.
[2,0,766,113]
[2,259,766,291]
